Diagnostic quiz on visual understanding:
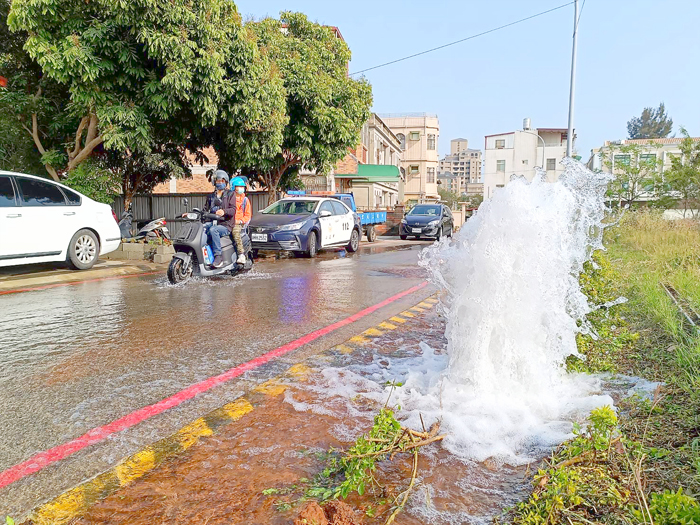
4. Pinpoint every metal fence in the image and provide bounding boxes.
[111,191,271,238]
